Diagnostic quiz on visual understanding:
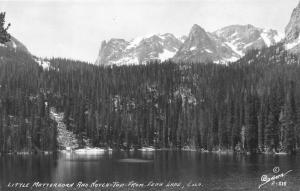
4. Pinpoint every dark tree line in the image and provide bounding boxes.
[0,41,300,154]
[44,44,300,154]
